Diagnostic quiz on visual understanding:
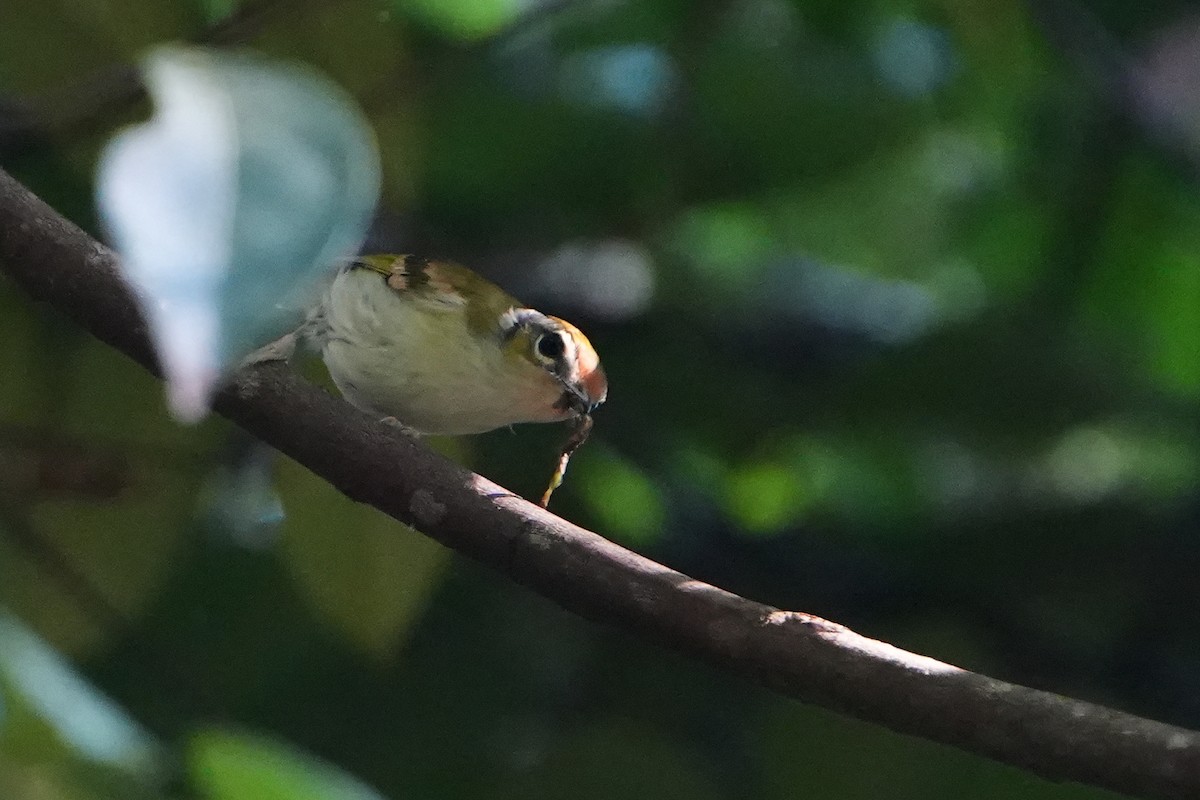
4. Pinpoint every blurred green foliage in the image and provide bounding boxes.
[2,0,1200,797]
